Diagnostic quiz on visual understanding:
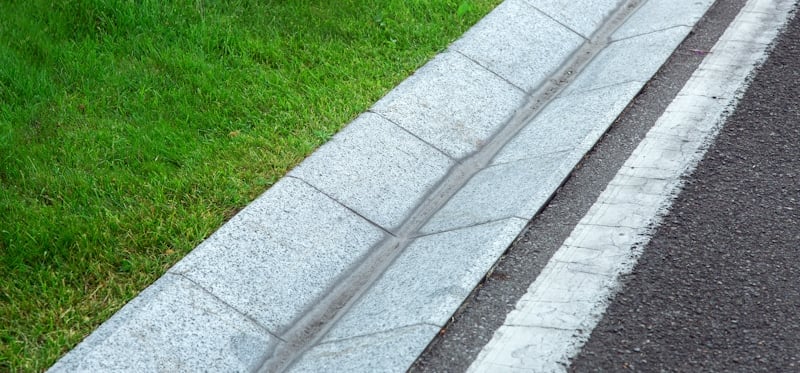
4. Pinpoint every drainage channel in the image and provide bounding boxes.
[258,1,644,371]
